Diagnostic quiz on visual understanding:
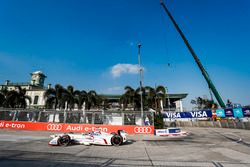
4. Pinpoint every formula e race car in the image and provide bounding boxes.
[154,128,188,137]
[48,130,127,146]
